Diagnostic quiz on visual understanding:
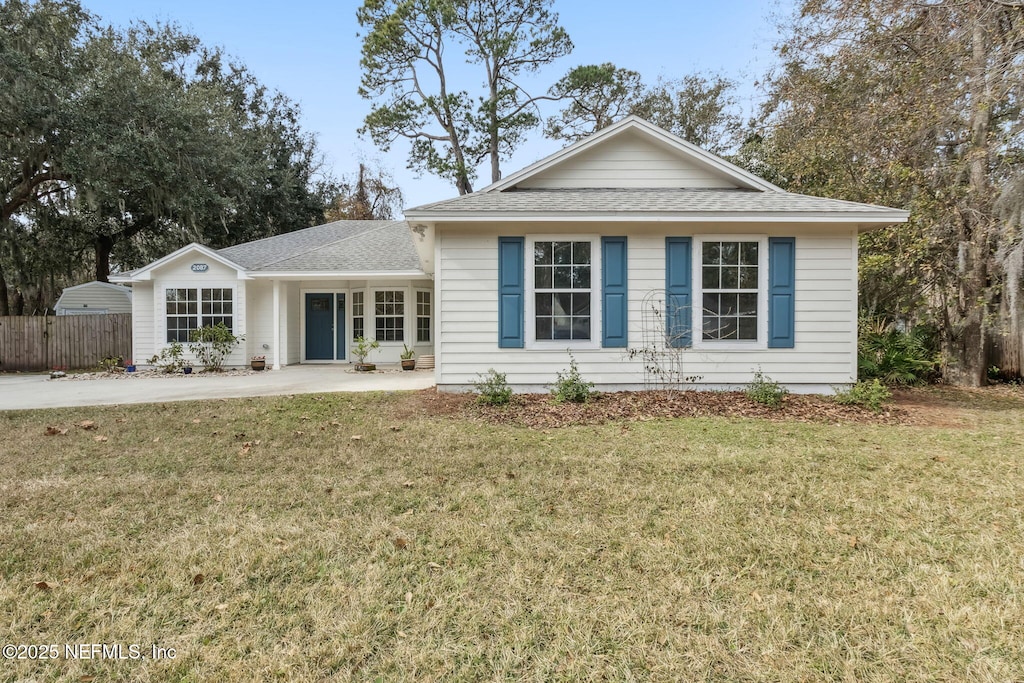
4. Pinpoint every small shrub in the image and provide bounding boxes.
[858,320,938,385]
[352,336,380,365]
[473,369,513,406]
[745,369,788,408]
[188,324,243,371]
[98,355,123,373]
[148,341,185,374]
[551,355,595,404]
[833,379,892,413]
